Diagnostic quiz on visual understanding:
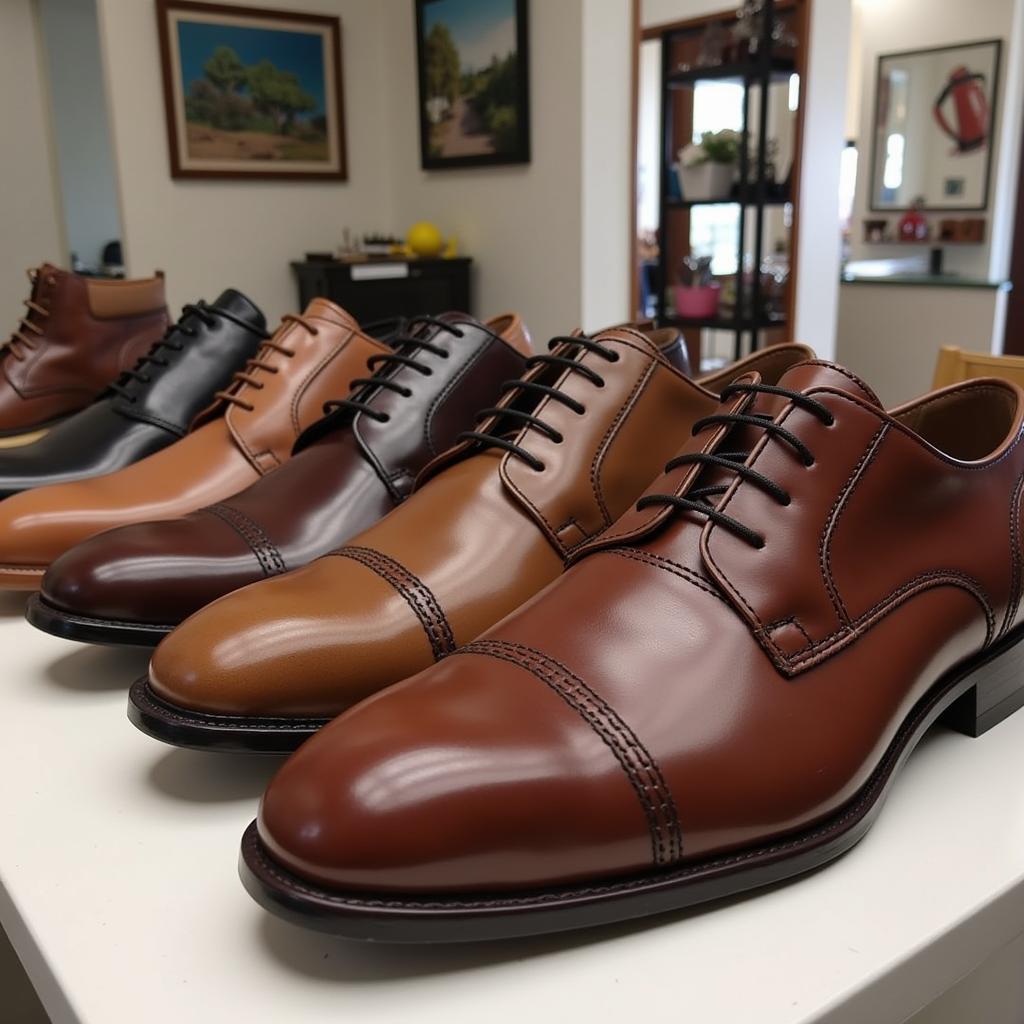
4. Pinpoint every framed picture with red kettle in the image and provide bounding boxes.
[869,39,1001,212]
